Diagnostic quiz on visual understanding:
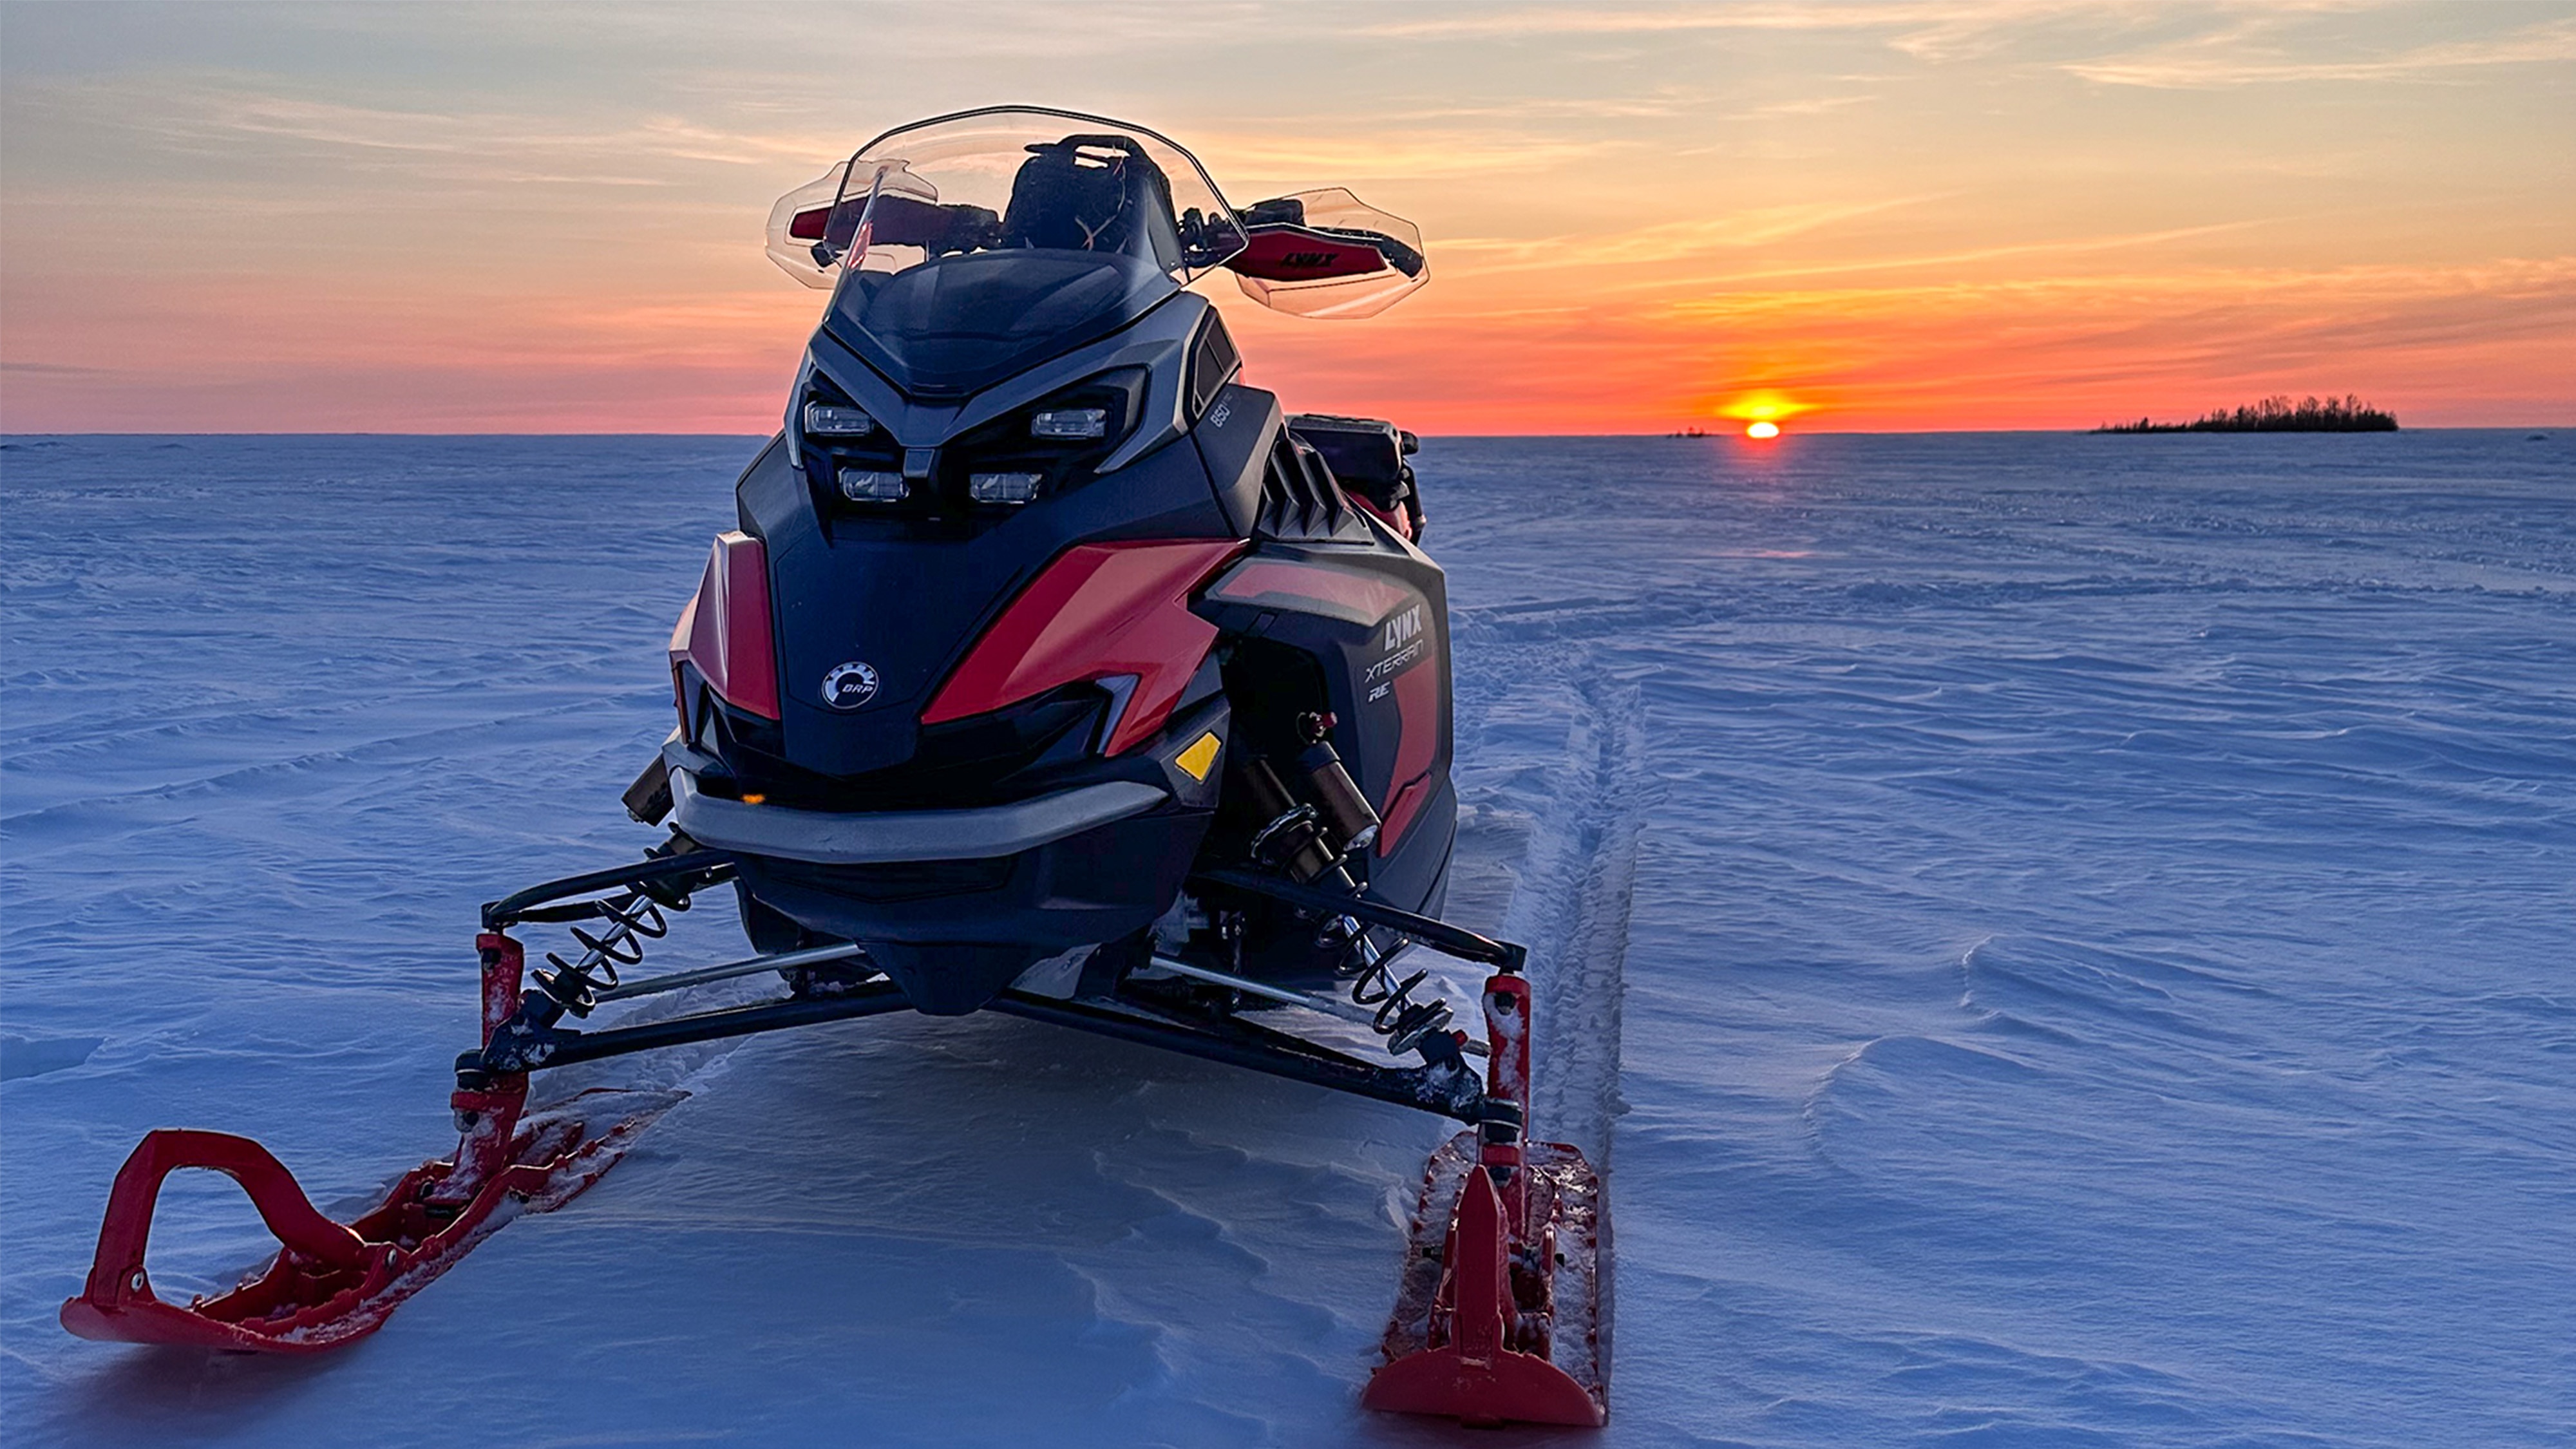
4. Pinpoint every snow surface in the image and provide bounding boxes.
[4,430,2571,1446]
